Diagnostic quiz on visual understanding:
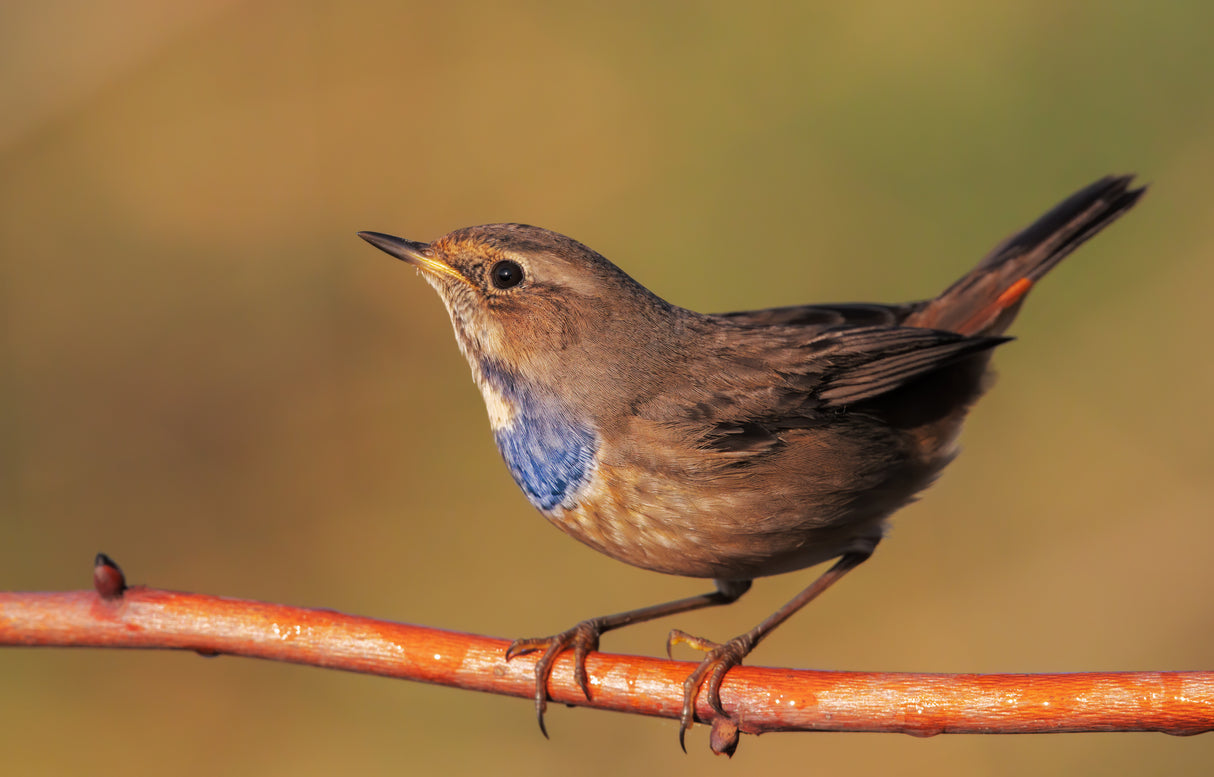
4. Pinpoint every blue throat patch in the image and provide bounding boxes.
[480,360,598,513]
